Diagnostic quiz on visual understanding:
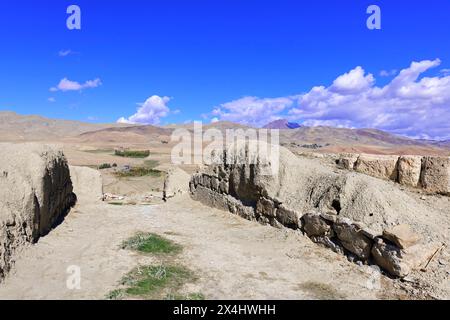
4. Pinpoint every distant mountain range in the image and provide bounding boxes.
[416,139,450,148]
[263,119,302,129]
[0,111,449,155]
